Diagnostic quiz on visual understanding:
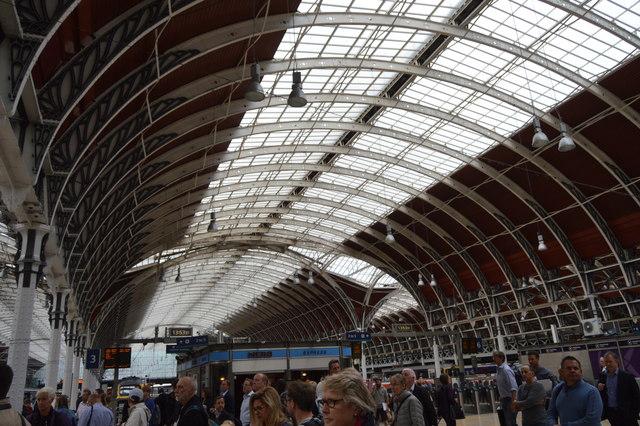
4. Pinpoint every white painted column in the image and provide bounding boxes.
[433,342,441,378]
[82,332,93,393]
[72,344,82,409]
[46,289,69,388]
[495,316,506,353]
[361,342,367,380]
[550,323,560,344]
[7,224,50,409]
[62,319,78,397]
